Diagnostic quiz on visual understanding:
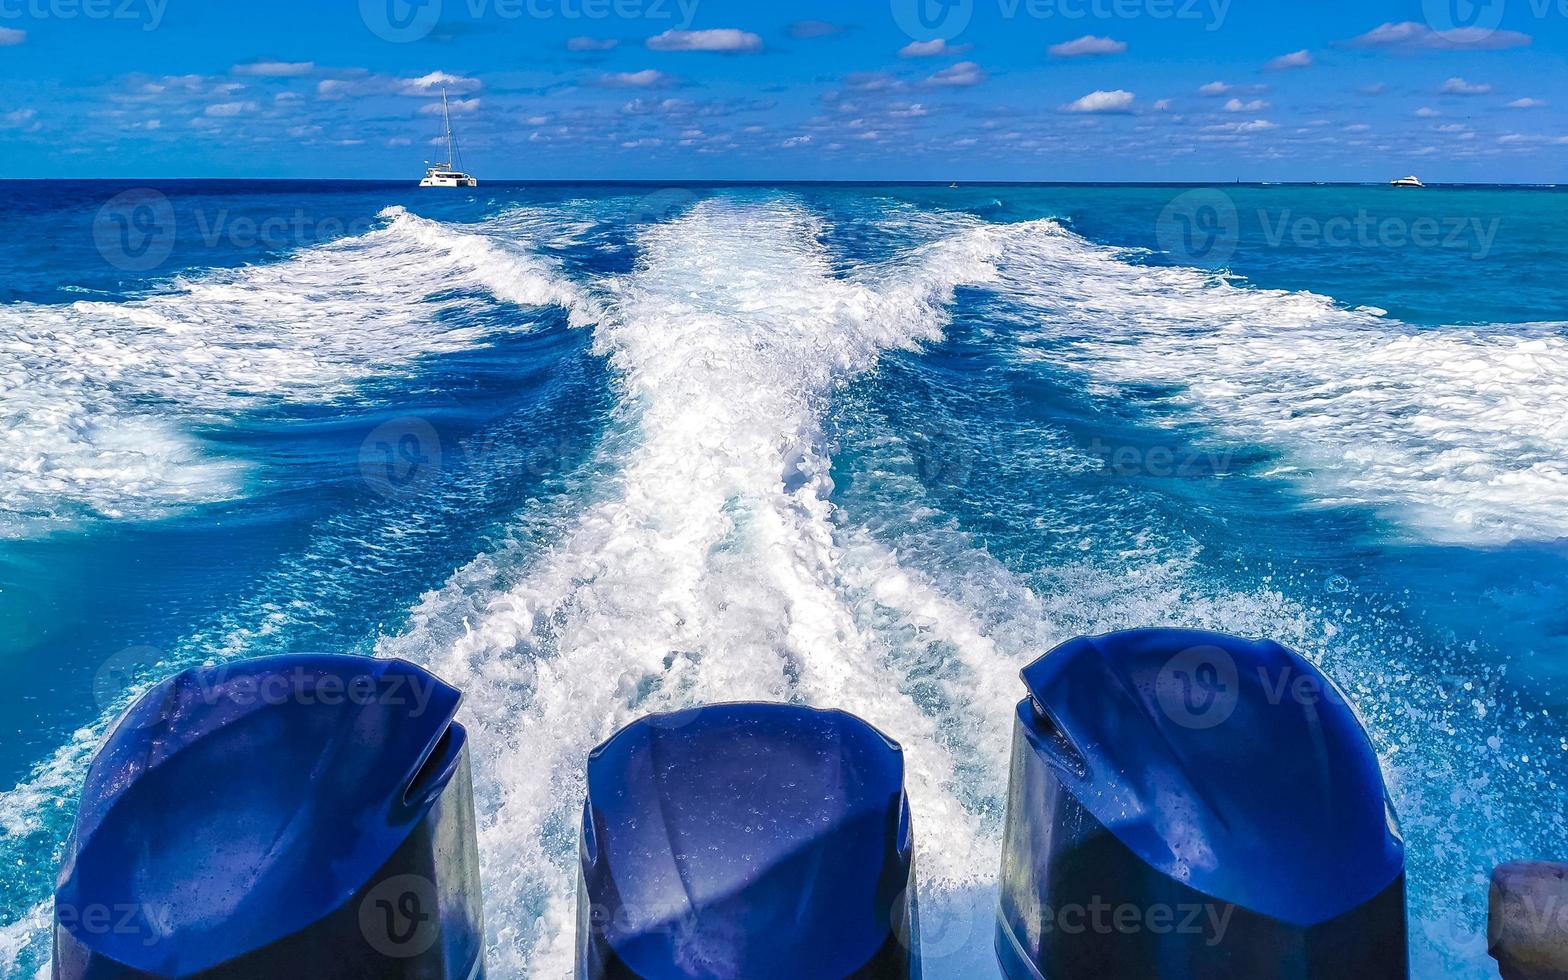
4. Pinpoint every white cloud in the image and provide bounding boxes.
[1441,77,1491,95]
[1267,49,1313,70]
[1346,21,1531,51]
[1048,35,1127,58]
[0,27,26,45]
[1199,81,1233,96]
[927,61,986,87]
[899,38,969,57]
[205,101,258,117]
[1361,82,1387,95]
[567,37,619,52]
[400,71,482,96]
[421,98,480,115]
[233,60,315,77]
[1152,99,1173,111]
[1498,133,1525,143]
[1061,89,1135,114]
[1204,119,1278,133]
[1224,98,1270,112]
[646,28,762,53]
[1344,123,1372,133]
[1,108,36,127]
[1415,106,1440,117]
[599,69,676,88]
[1507,97,1546,109]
